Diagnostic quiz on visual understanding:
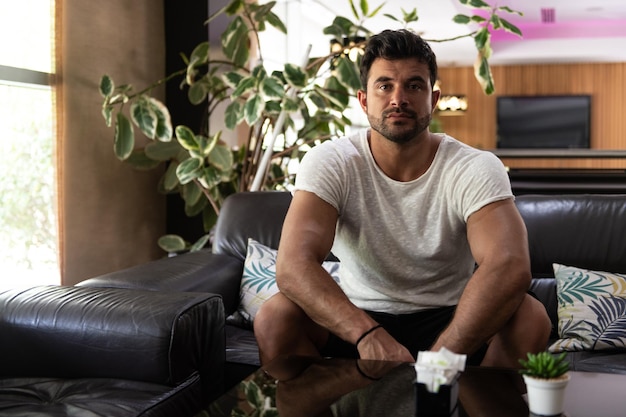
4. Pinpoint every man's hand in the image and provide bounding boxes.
[356,327,415,362]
